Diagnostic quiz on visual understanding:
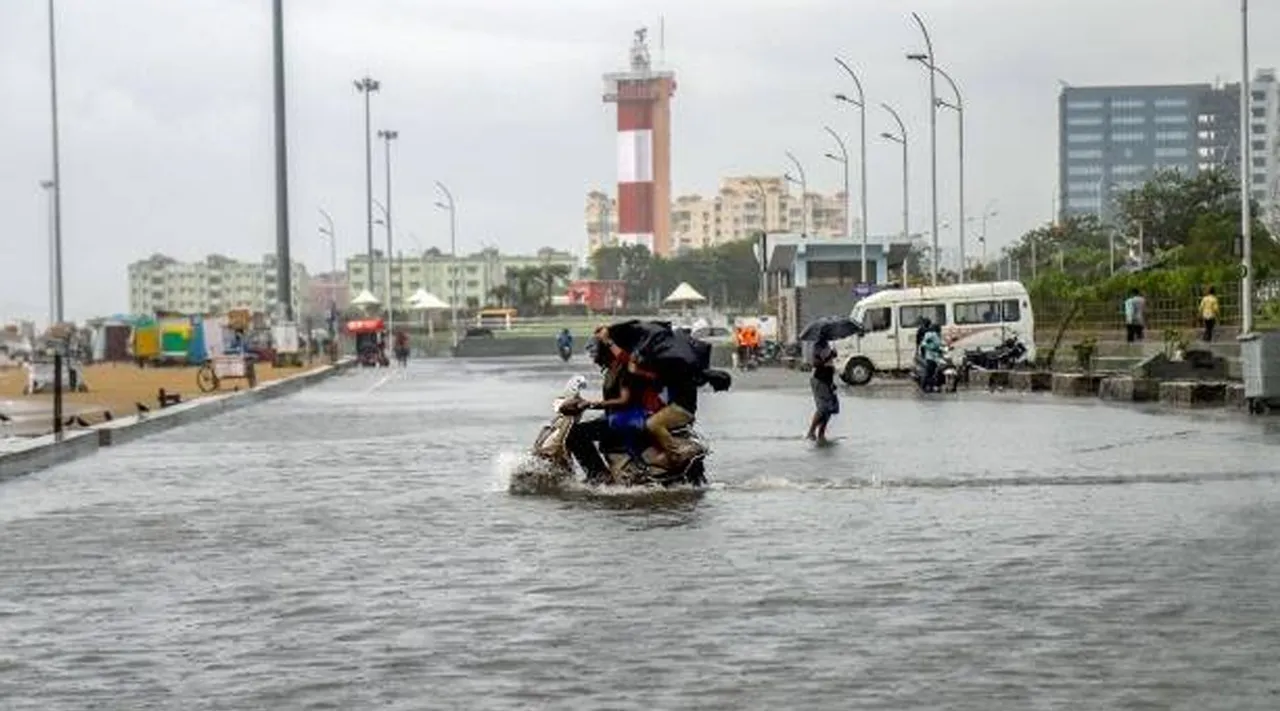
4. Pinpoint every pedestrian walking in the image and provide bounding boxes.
[806,339,839,444]
[1199,286,1220,342]
[1123,289,1146,343]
